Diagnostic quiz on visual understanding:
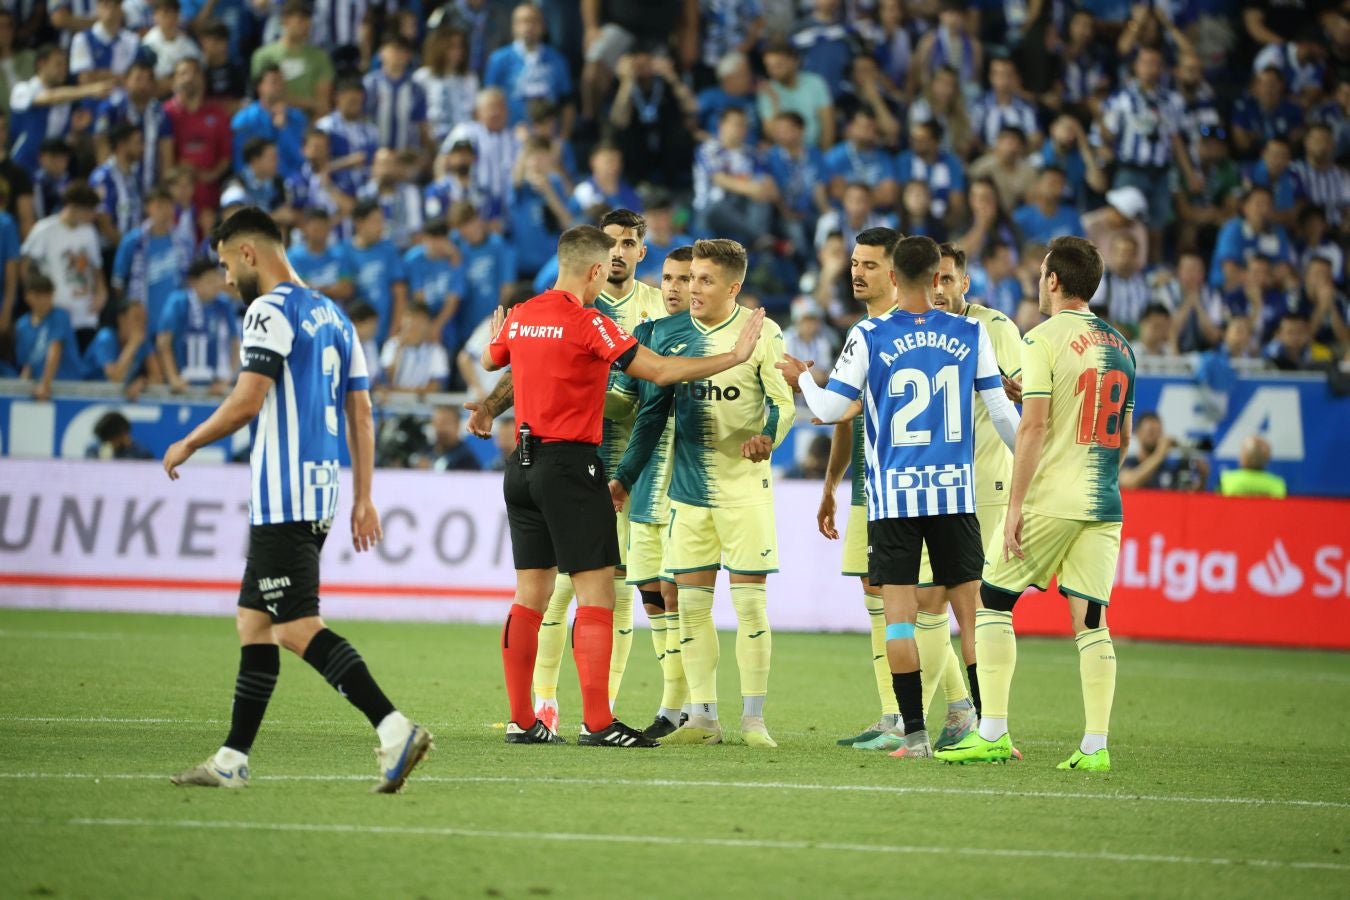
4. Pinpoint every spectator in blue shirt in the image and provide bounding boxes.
[8,46,113,170]
[363,36,430,154]
[225,137,288,216]
[88,122,144,250]
[1222,256,1301,343]
[894,119,967,224]
[823,108,897,207]
[1012,167,1086,245]
[1210,187,1295,290]
[449,200,516,343]
[82,299,159,398]
[93,60,174,194]
[231,64,309,181]
[567,140,642,220]
[403,217,467,352]
[971,57,1041,150]
[691,106,775,246]
[508,135,571,278]
[156,258,240,393]
[634,189,693,285]
[0,204,18,338]
[696,52,761,144]
[1232,67,1304,161]
[484,3,574,131]
[15,273,83,399]
[698,0,763,79]
[1195,316,1257,396]
[316,78,381,196]
[1040,114,1108,209]
[791,0,865,97]
[765,110,829,256]
[289,207,355,305]
[69,0,141,85]
[33,138,73,222]
[111,187,188,336]
[342,198,409,346]
[1242,137,1304,230]
[424,138,489,223]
